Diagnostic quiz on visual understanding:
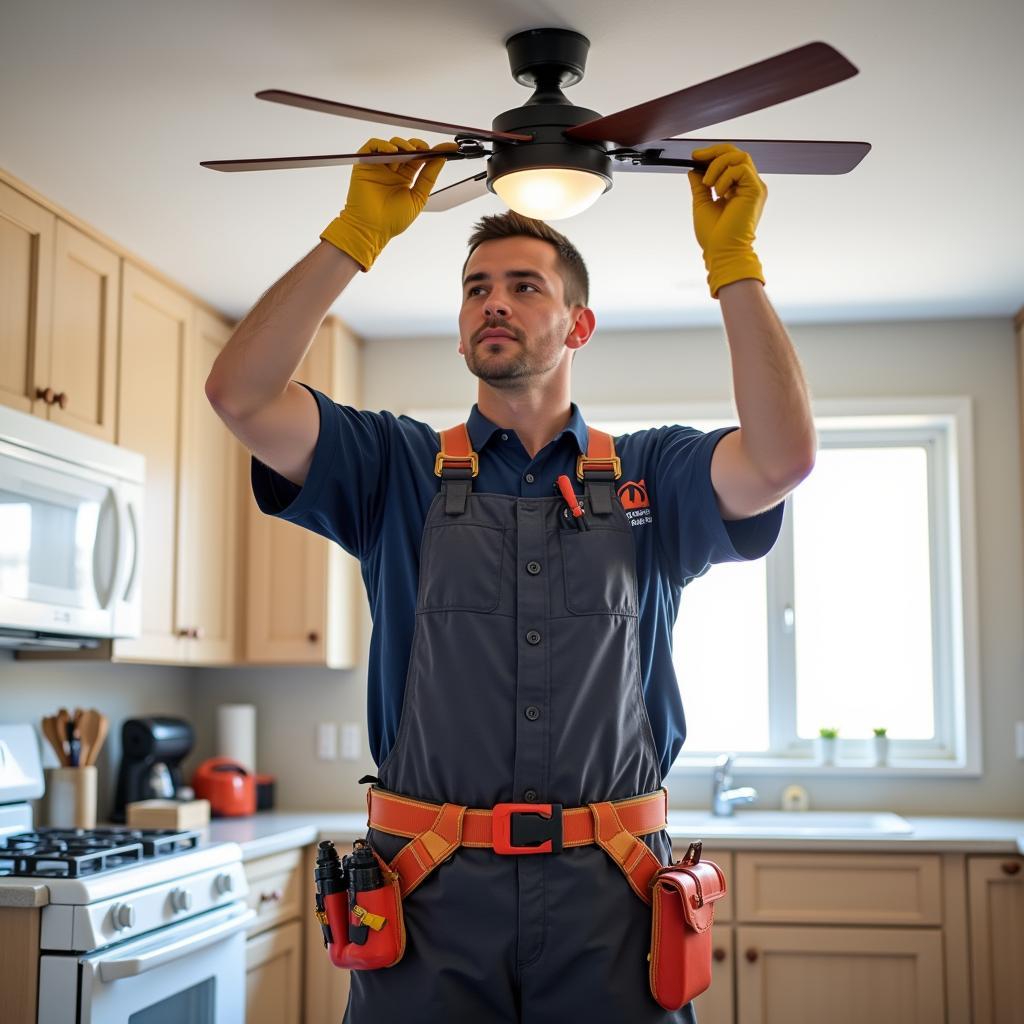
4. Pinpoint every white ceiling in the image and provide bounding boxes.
[2,0,1022,340]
